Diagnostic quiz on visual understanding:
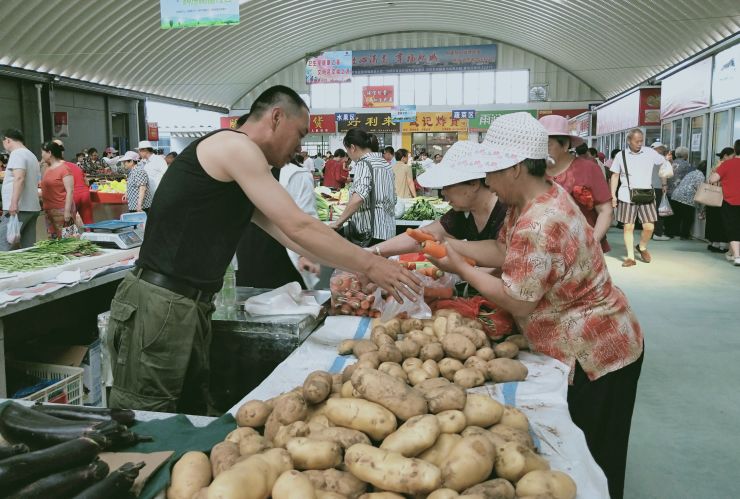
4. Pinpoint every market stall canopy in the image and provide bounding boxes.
[1,0,738,109]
